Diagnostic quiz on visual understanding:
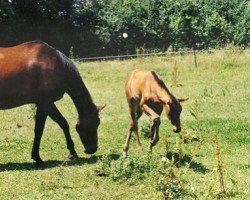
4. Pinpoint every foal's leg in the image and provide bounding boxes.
[47,104,78,159]
[135,106,143,149]
[136,106,143,120]
[150,103,163,150]
[150,119,161,150]
[140,103,162,151]
[31,105,48,166]
[123,99,141,157]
